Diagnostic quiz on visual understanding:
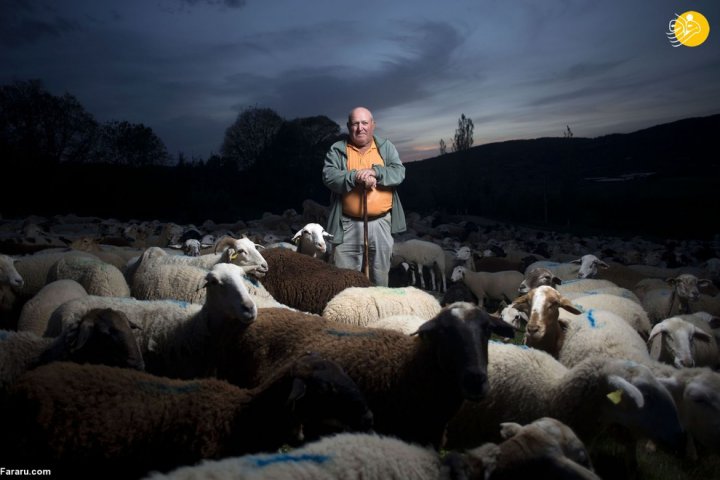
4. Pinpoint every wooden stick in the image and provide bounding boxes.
[362,188,370,279]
